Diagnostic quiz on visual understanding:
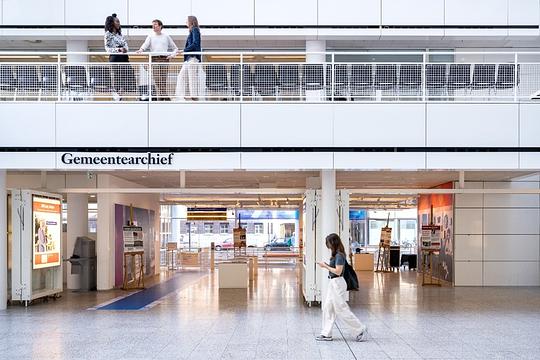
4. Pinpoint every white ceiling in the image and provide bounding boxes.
[105,169,535,189]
